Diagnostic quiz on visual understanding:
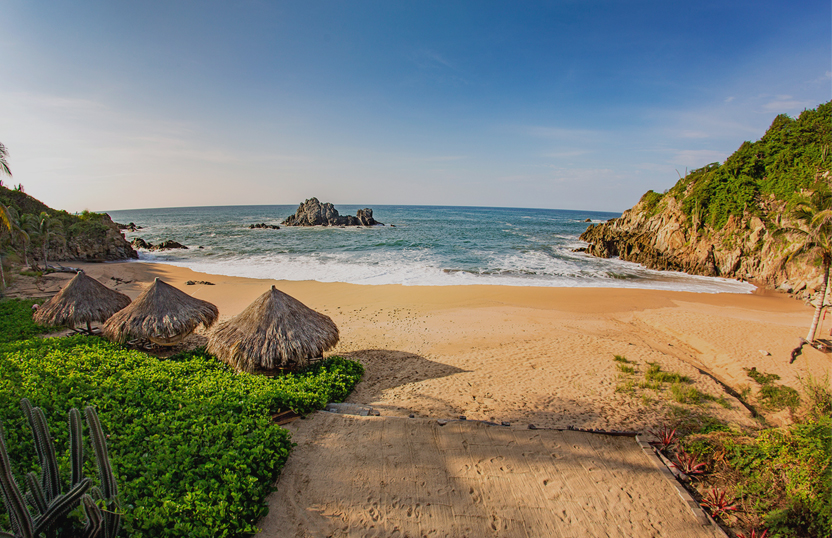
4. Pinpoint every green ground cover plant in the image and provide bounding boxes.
[744,367,802,411]
[0,336,363,537]
[0,298,53,343]
[682,415,831,538]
